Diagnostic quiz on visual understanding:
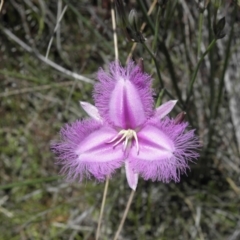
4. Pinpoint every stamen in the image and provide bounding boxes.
[133,131,139,154]
[107,130,125,143]
[123,136,128,150]
[112,131,128,147]
[106,129,139,154]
